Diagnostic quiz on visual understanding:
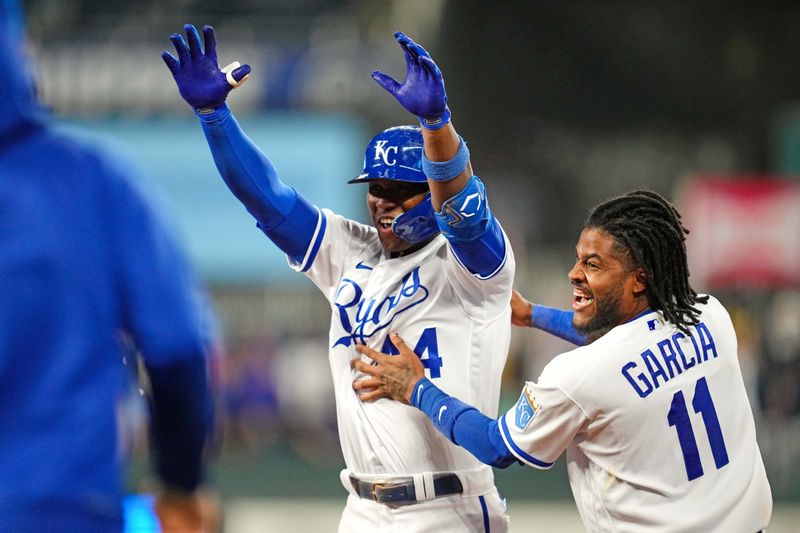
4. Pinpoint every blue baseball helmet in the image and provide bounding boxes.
[348,125,439,244]
[349,125,426,184]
